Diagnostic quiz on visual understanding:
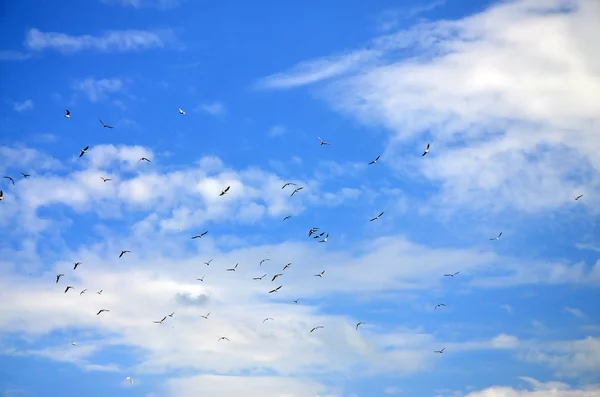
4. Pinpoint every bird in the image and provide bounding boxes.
[200,312,210,319]
[281,182,297,189]
[293,299,299,304]
[263,317,274,323]
[71,341,76,346]
[153,316,167,324]
[20,173,30,178]
[319,234,329,243]
[369,212,384,222]
[204,259,213,266]
[356,321,365,330]
[56,273,64,283]
[308,228,319,237]
[434,348,446,353]
[422,143,430,156]
[73,262,82,270]
[125,376,133,385]
[226,263,238,272]
[282,263,292,271]
[220,186,231,196]
[64,109,70,118]
[0,190,3,201]
[96,309,110,315]
[435,303,446,310]
[178,108,185,115]
[98,118,114,129]
[100,177,112,182]
[444,272,460,277]
[138,157,151,163]
[191,231,208,239]
[271,273,283,282]
[310,325,324,333]
[259,259,270,266]
[4,176,15,185]
[97,290,103,295]
[218,336,230,342]
[489,232,503,241]
[197,276,205,282]
[313,232,325,240]
[119,250,131,258]
[269,285,282,294]
[575,194,583,200]
[282,216,292,221]
[79,146,89,158]
[314,270,325,278]
[64,286,74,293]
[168,312,174,318]
[368,155,380,165]
[79,289,87,295]
[318,136,329,146]
[290,186,304,197]
[253,274,266,280]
